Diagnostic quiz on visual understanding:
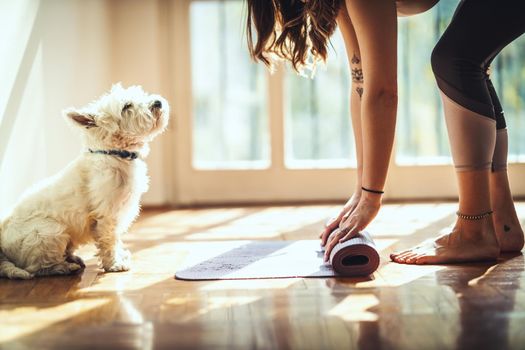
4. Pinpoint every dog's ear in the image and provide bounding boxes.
[64,109,97,128]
